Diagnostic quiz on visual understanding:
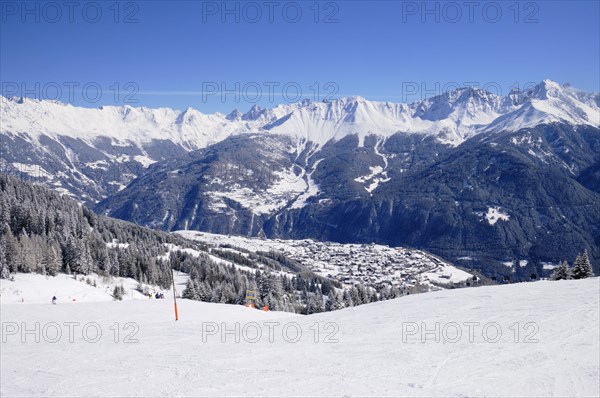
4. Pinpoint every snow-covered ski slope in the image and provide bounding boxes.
[0,272,188,304]
[1,278,598,397]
